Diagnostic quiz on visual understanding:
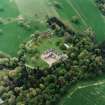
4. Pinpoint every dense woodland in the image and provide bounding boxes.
[0,18,105,105]
[96,0,105,15]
